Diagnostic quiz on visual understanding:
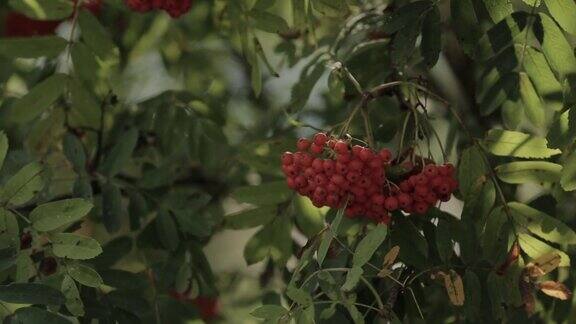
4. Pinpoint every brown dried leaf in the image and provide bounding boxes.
[519,274,535,316]
[444,270,465,306]
[526,252,561,277]
[497,240,520,275]
[383,246,400,267]
[539,281,572,300]
[377,268,392,278]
